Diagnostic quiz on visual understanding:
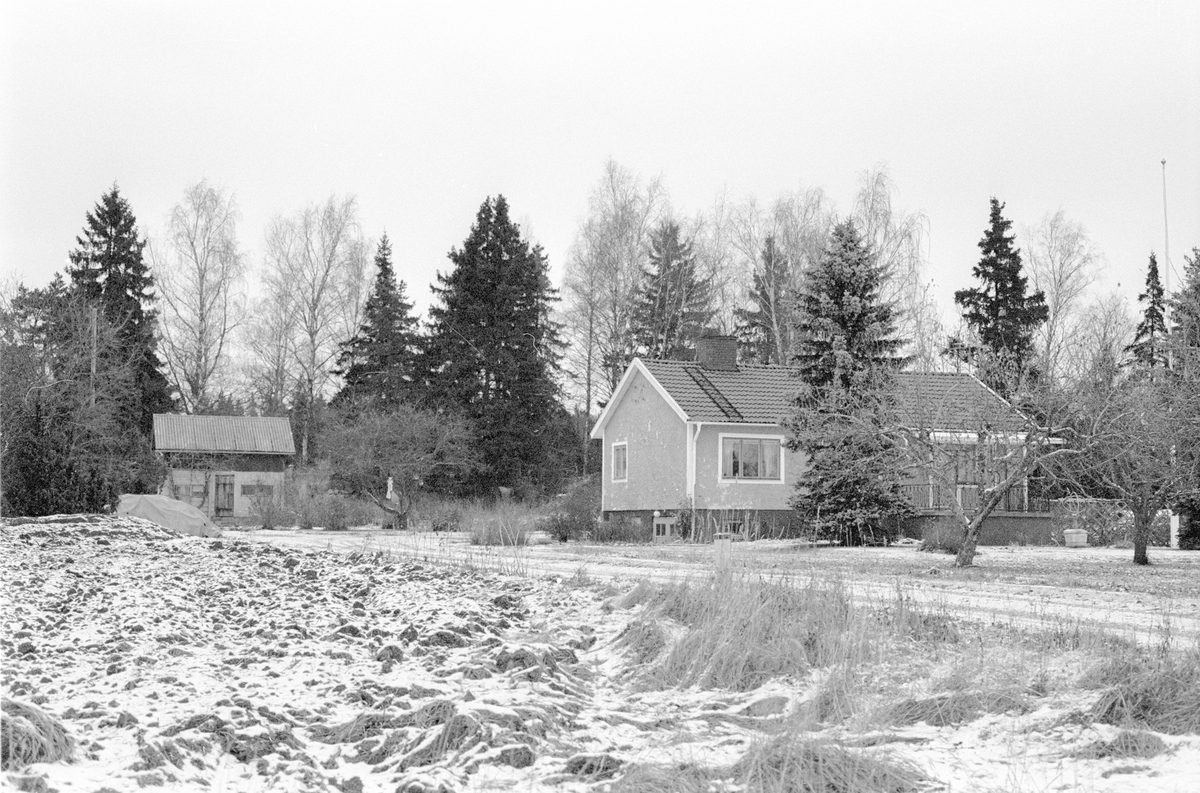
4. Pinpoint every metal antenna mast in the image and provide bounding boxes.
[1162,158,1171,297]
